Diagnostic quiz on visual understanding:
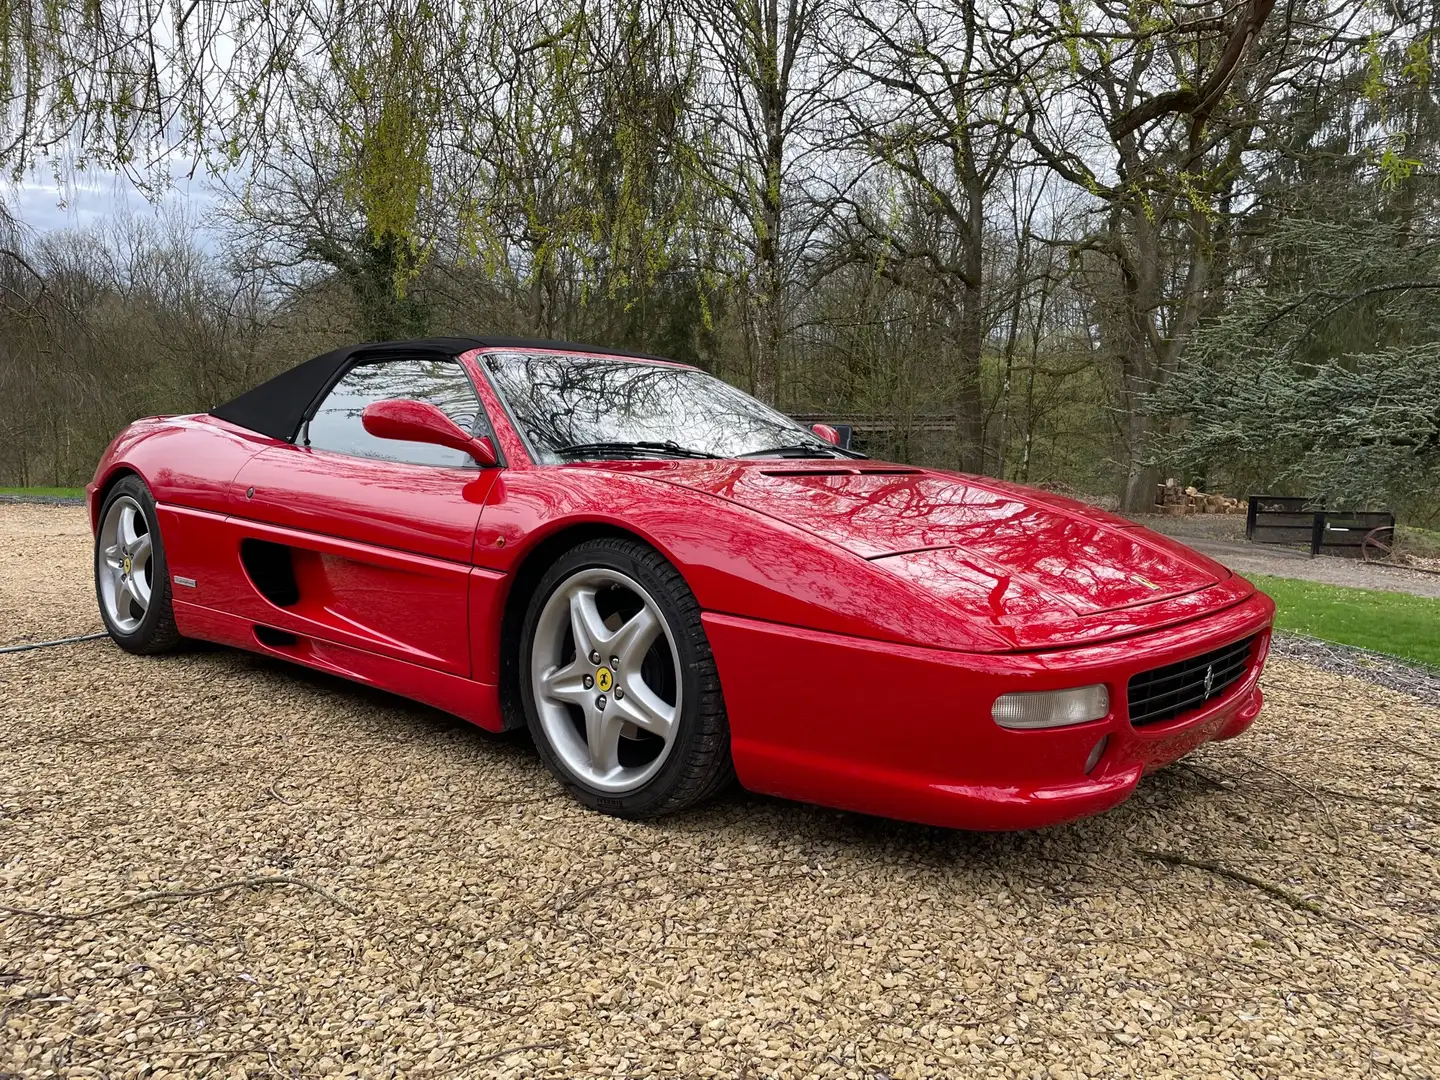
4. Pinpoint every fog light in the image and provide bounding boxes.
[992,685,1109,729]
[1085,735,1109,774]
